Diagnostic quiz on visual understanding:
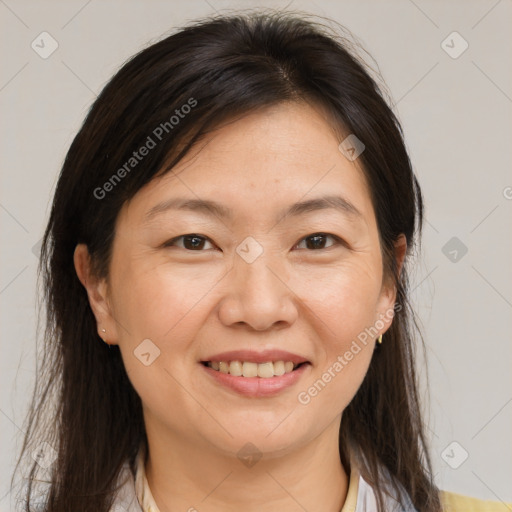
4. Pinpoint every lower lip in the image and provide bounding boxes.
[201,363,310,397]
